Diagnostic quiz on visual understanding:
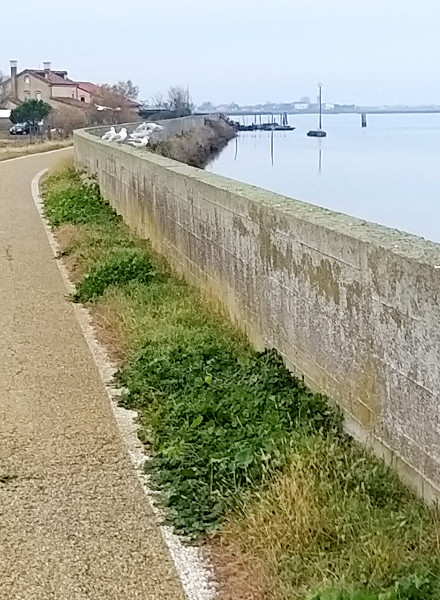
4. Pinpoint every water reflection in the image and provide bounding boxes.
[318,139,322,175]
[270,131,274,166]
[233,130,324,174]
